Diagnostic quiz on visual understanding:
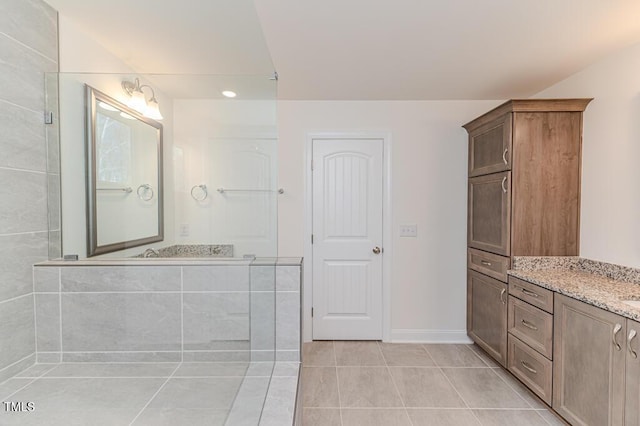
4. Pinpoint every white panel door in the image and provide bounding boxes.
[312,138,383,340]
